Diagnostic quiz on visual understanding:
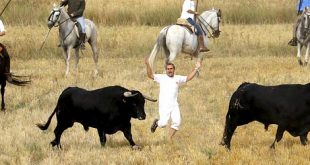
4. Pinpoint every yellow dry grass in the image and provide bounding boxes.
[1,22,310,164]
